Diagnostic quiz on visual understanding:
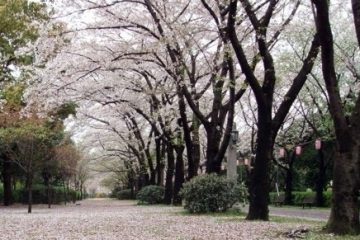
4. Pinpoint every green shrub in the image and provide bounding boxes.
[116,189,135,200]
[17,185,80,204]
[136,185,164,204]
[324,190,332,207]
[180,174,247,213]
